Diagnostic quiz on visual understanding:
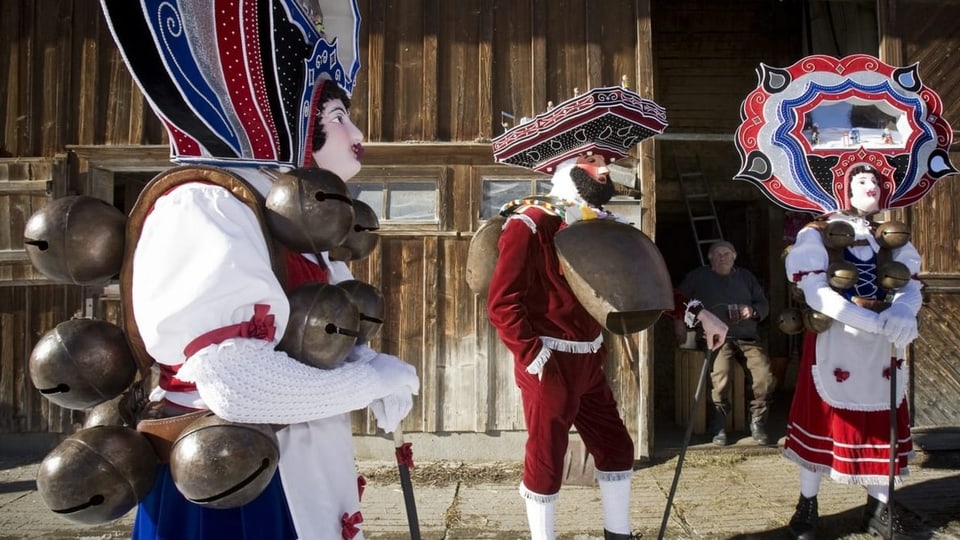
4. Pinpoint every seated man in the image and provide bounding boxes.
[674,240,776,445]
